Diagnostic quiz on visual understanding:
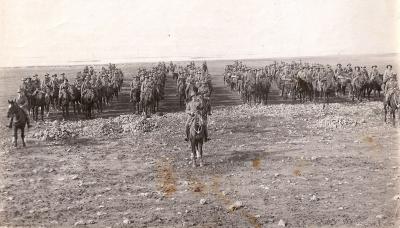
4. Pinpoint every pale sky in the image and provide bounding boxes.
[0,0,399,67]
